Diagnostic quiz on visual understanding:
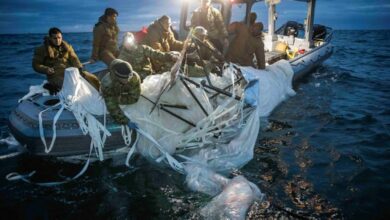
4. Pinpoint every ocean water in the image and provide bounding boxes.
[0,30,389,219]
